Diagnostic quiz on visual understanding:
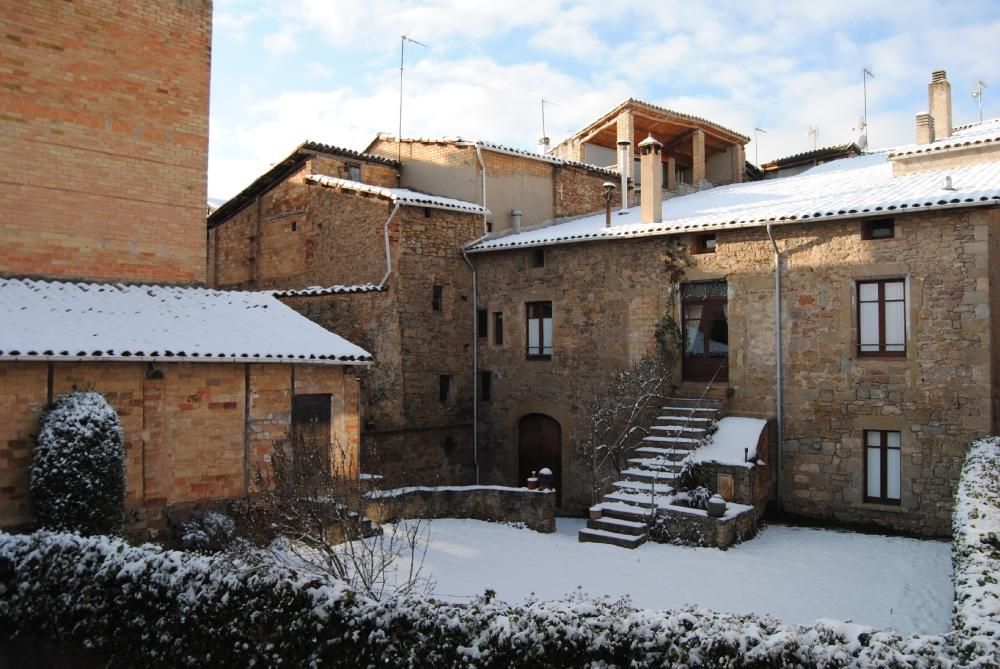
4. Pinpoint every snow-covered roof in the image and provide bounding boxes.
[688,417,768,469]
[271,284,383,298]
[306,174,490,214]
[468,149,1000,252]
[0,279,373,364]
[887,117,1000,157]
